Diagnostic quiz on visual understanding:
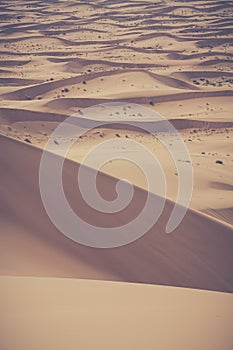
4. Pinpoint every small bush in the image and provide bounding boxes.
[216,160,223,165]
